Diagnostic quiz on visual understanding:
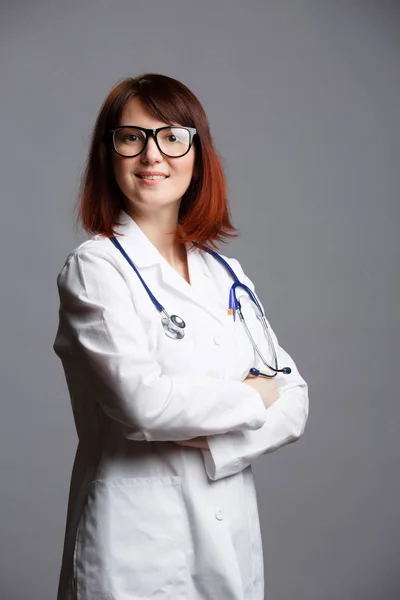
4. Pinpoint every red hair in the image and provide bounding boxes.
[77,73,238,250]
